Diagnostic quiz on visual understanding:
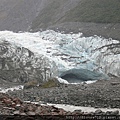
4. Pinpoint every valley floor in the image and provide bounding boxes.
[3,77,120,109]
[0,77,120,120]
